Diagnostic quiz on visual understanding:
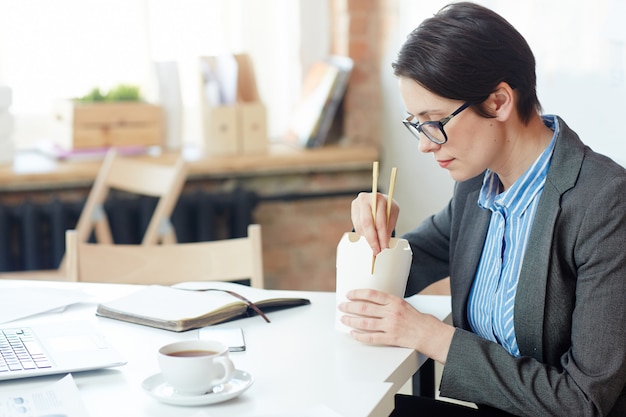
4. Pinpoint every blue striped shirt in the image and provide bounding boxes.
[467,115,558,357]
